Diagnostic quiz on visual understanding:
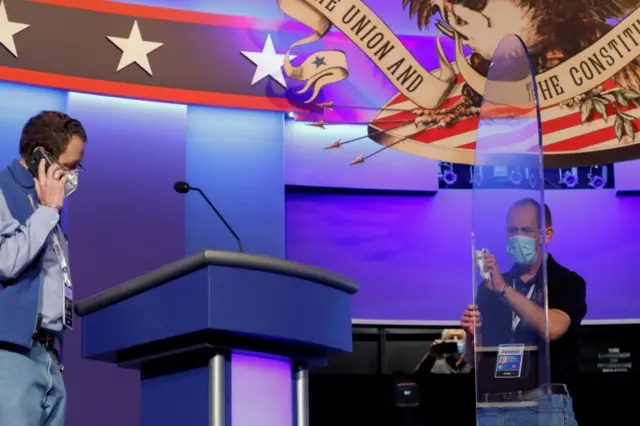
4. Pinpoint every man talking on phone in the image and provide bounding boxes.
[0,111,86,426]
[460,198,587,425]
